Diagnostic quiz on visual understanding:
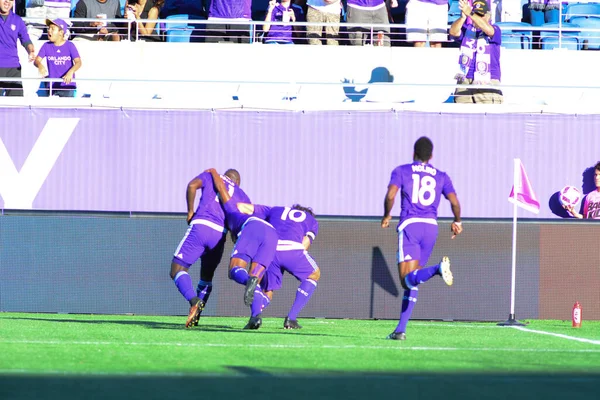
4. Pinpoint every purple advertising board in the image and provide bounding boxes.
[2,107,599,218]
